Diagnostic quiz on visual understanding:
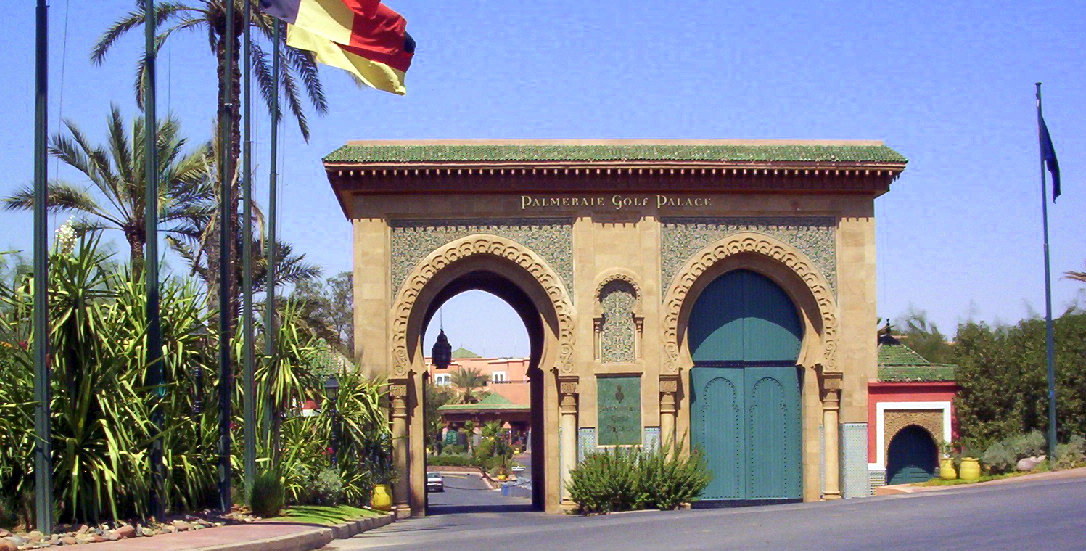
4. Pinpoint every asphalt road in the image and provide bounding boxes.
[330,476,1086,551]
[426,472,531,514]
